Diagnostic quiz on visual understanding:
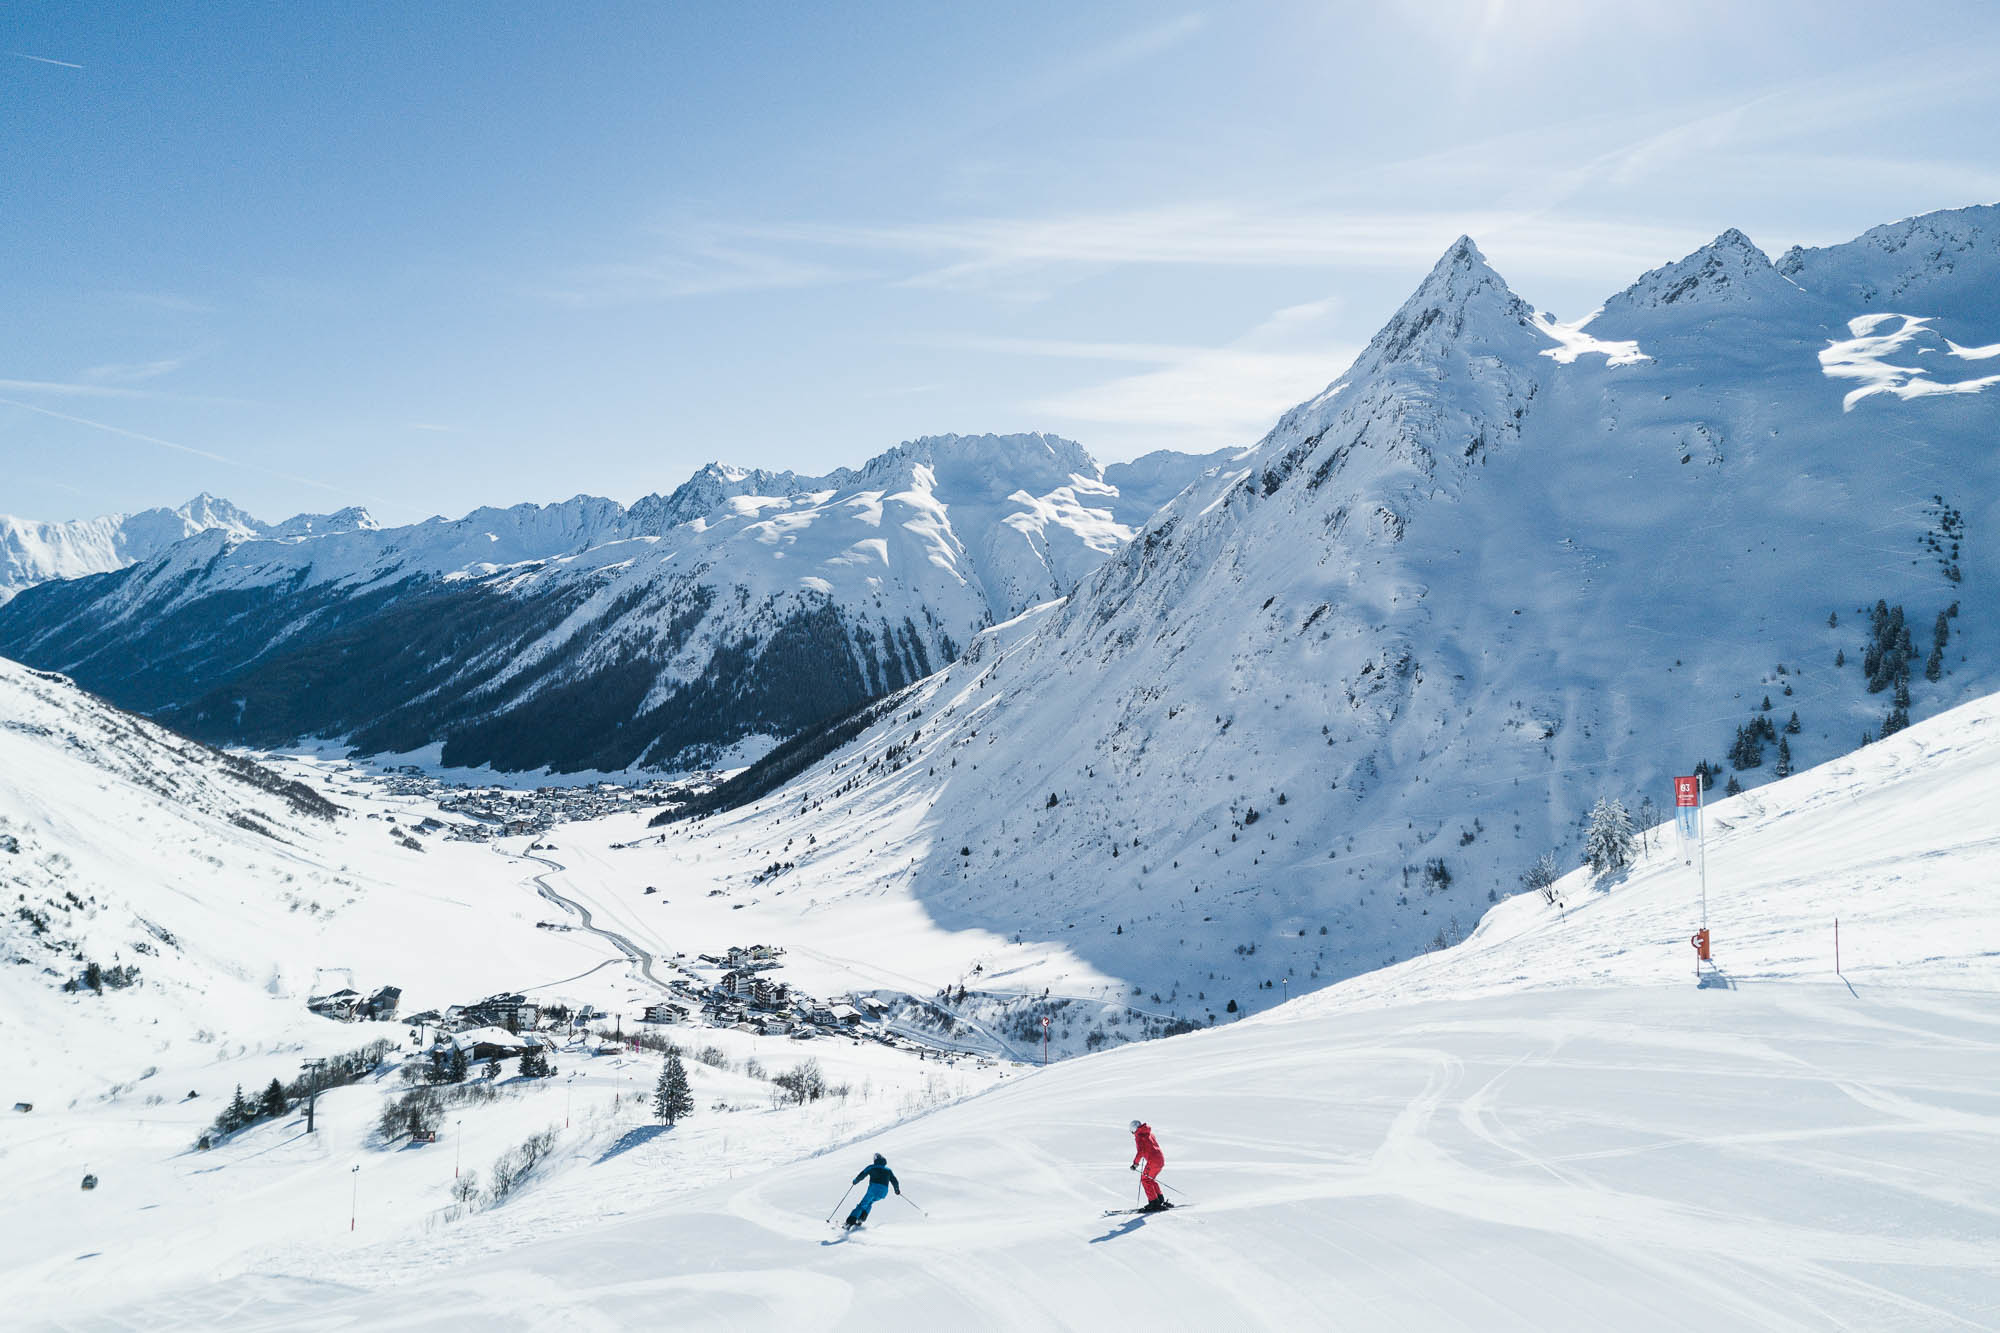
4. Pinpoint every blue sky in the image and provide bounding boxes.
[5,0,1999,524]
